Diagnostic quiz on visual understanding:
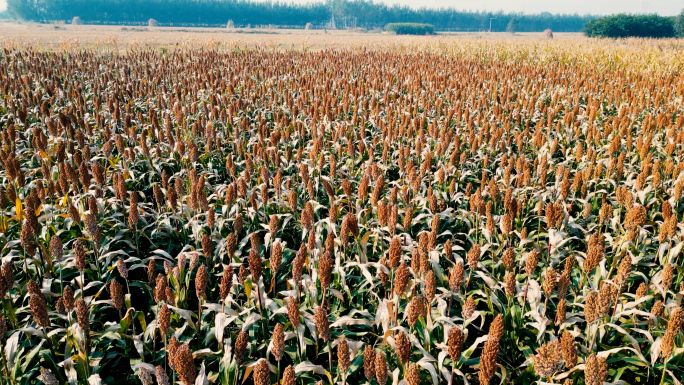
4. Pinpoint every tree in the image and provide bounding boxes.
[675,9,684,37]
[4,0,596,32]
[506,18,518,34]
[584,14,675,38]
